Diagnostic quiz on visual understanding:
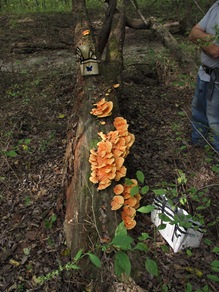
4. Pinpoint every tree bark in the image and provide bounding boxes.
[97,0,117,55]
[63,1,126,285]
[63,74,120,255]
